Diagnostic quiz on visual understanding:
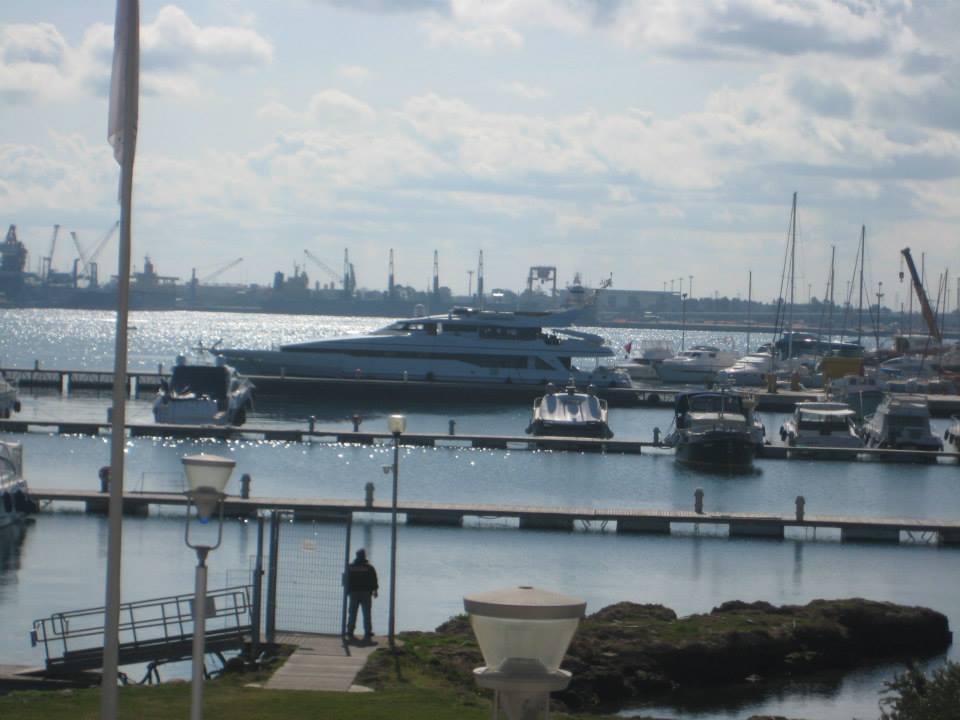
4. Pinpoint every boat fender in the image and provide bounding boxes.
[13,400,20,413]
